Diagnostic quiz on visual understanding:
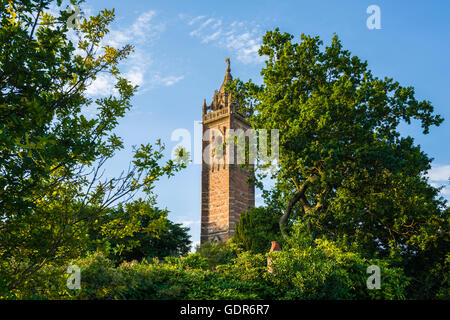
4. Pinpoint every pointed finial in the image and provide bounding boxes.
[225,57,231,73]
[223,58,233,84]
[203,99,207,114]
